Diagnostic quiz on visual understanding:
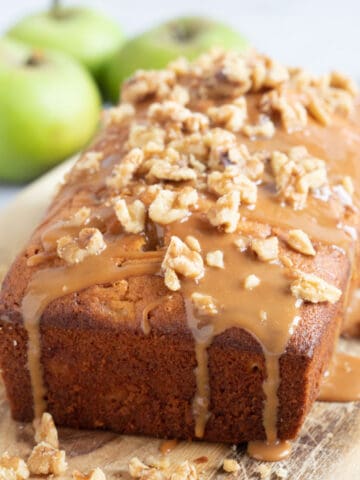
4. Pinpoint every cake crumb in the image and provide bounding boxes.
[170,461,197,480]
[72,468,106,480]
[33,412,59,449]
[222,458,240,473]
[27,442,67,476]
[128,457,164,480]
[255,463,272,479]
[206,250,224,269]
